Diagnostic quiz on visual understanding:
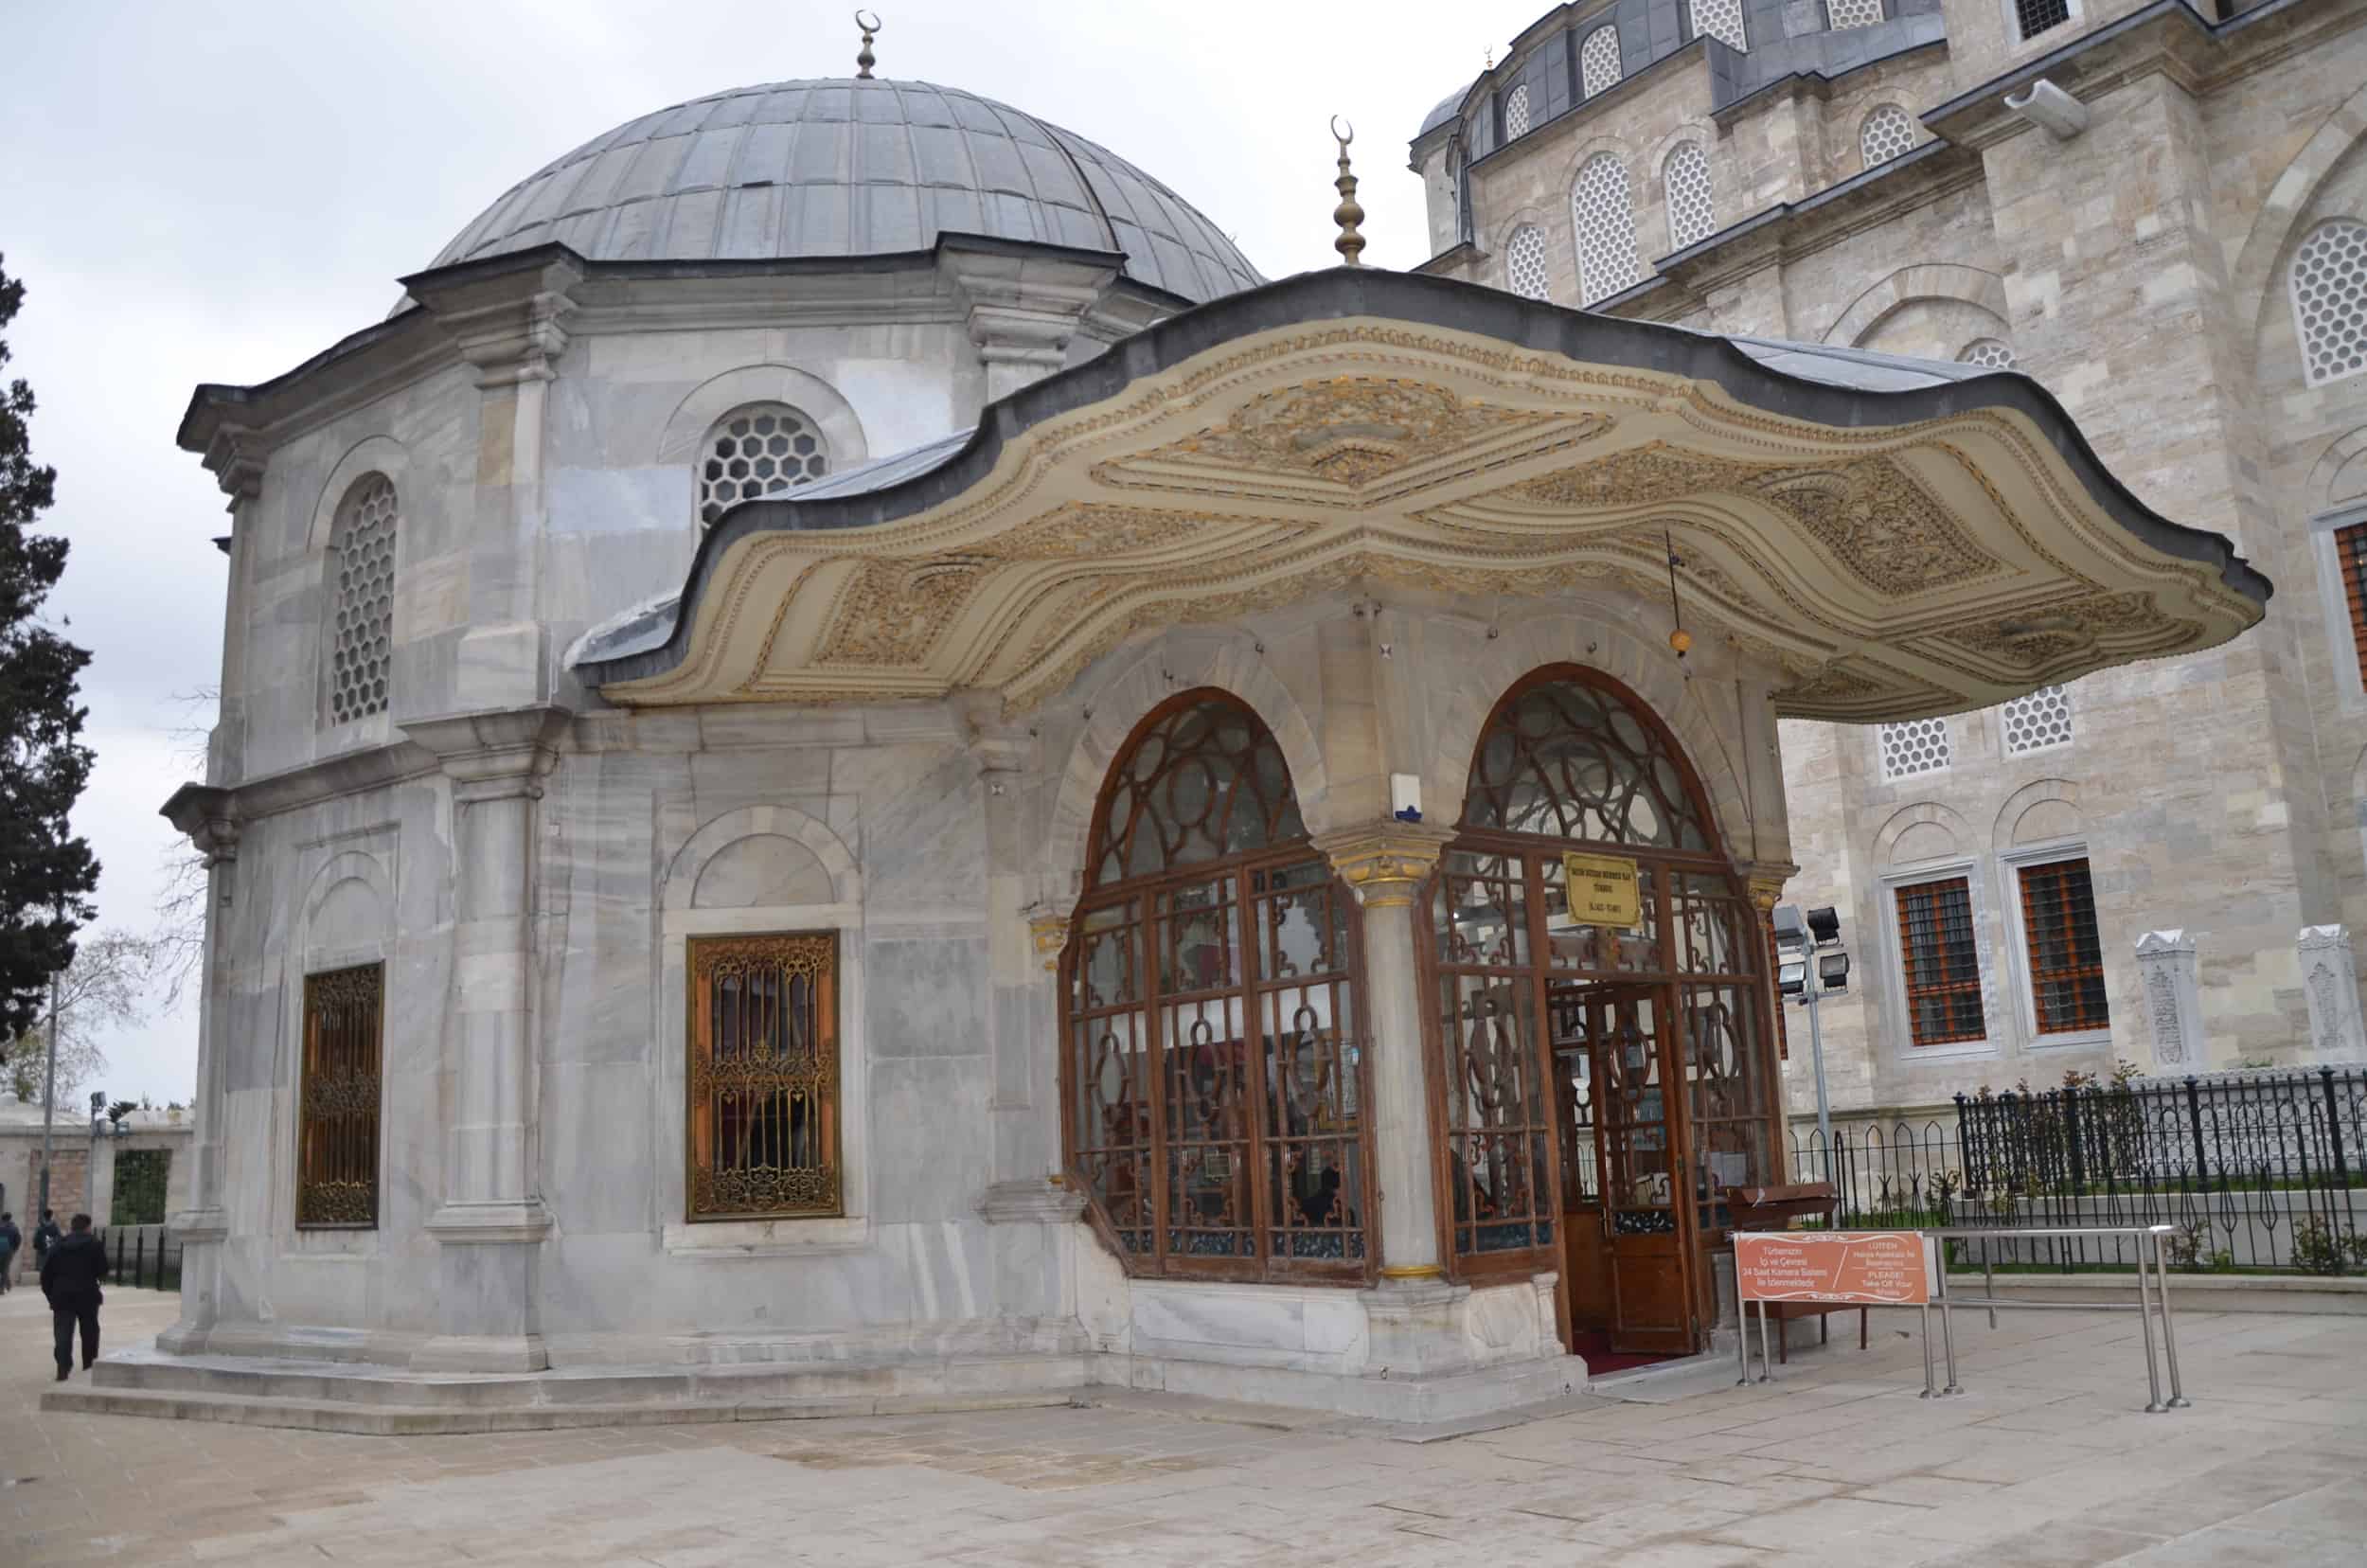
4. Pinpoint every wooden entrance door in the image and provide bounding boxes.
[1593,985,1698,1354]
